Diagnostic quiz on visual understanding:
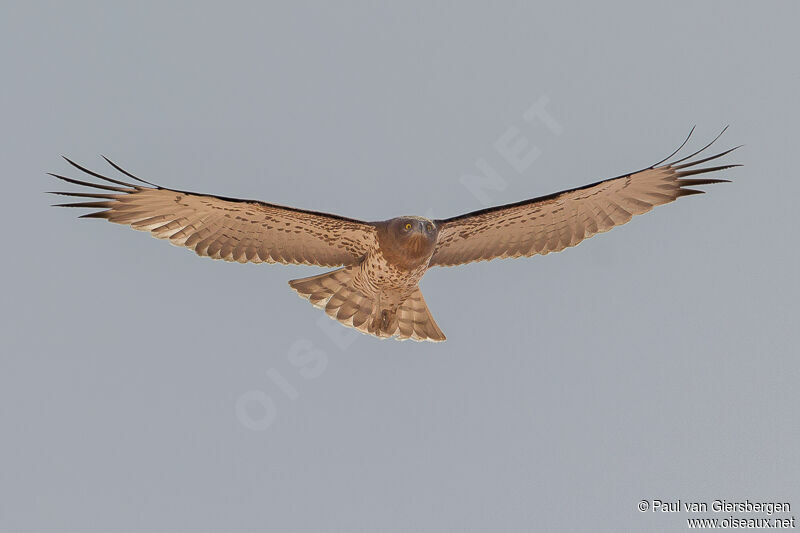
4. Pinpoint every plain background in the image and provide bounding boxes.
[2,2,798,532]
